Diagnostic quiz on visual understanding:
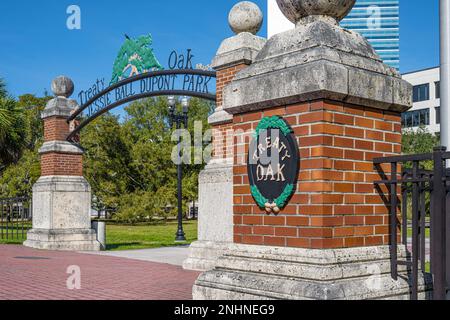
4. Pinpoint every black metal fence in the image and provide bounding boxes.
[374,147,450,300]
[0,197,32,241]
